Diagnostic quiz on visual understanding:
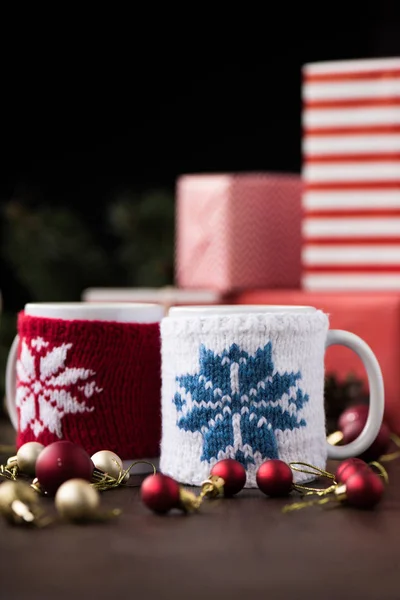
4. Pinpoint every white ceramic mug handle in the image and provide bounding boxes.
[5,335,19,430]
[325,330,385,459]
